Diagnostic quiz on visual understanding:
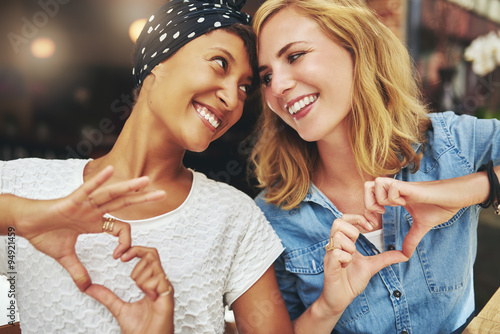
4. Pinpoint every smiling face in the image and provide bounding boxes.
[258,7,354,143]
[143,28,253,152]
